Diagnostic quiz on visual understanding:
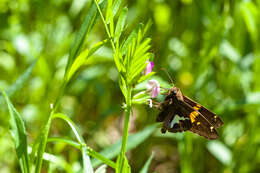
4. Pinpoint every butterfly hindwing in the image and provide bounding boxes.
[177,100,219,139]
[183,96,224,128]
